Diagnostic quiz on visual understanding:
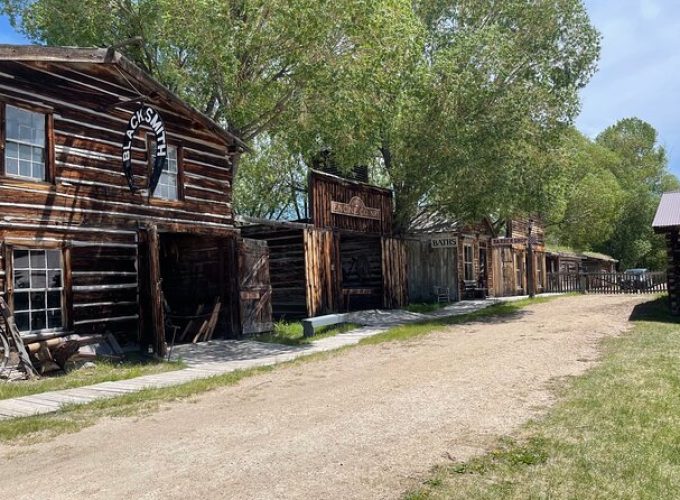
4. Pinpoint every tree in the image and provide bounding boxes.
[2,0,422,143]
